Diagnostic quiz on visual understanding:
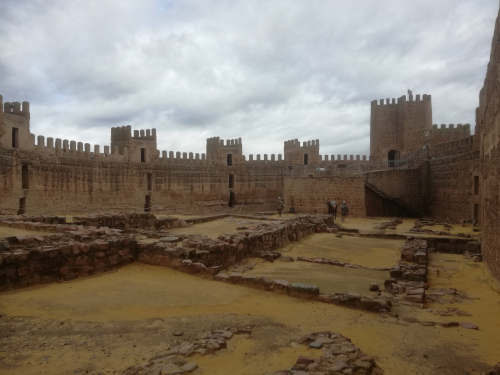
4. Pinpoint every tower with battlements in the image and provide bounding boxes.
[284,139,320,165]
[370,91,432,164]
[206,137,243,165]
[0,96,33,151]
[111,125,158,163]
